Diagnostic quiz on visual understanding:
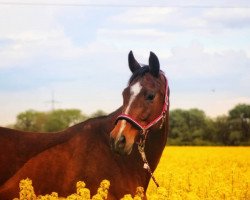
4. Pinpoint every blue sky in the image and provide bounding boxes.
[0,0,250,125]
